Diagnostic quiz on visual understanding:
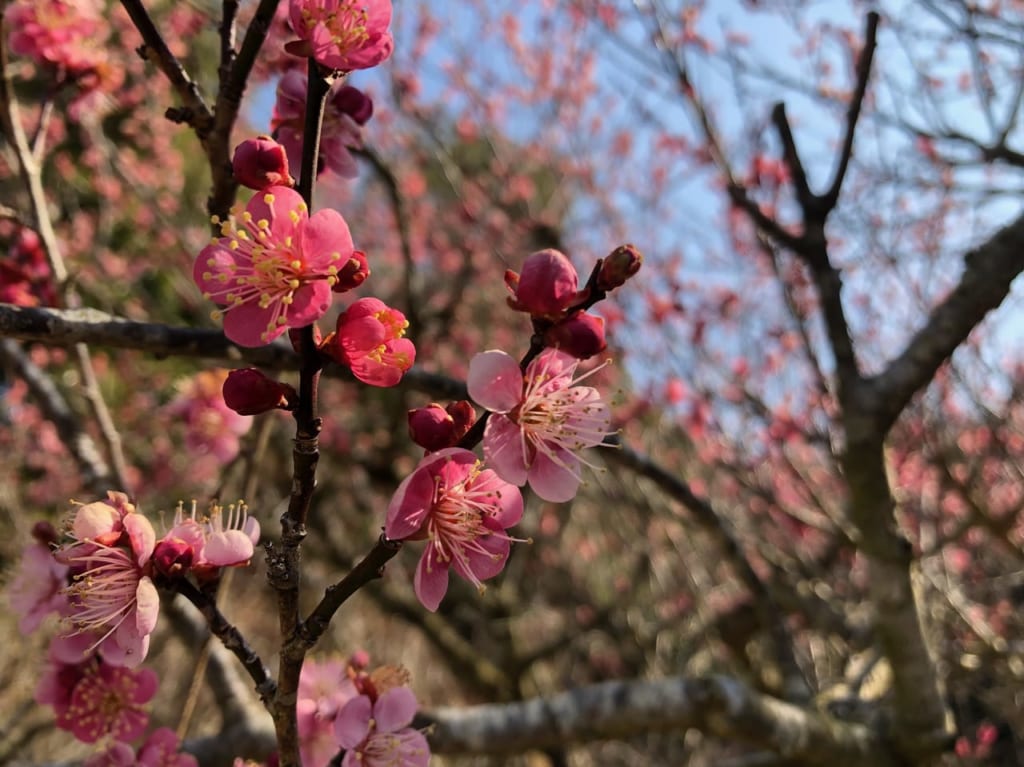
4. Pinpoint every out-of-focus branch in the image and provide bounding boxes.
[869,210,1024,433]
[421,674,900,767]
[0,303,469,398]
[0,338,113,494]
[119,0,215,137]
